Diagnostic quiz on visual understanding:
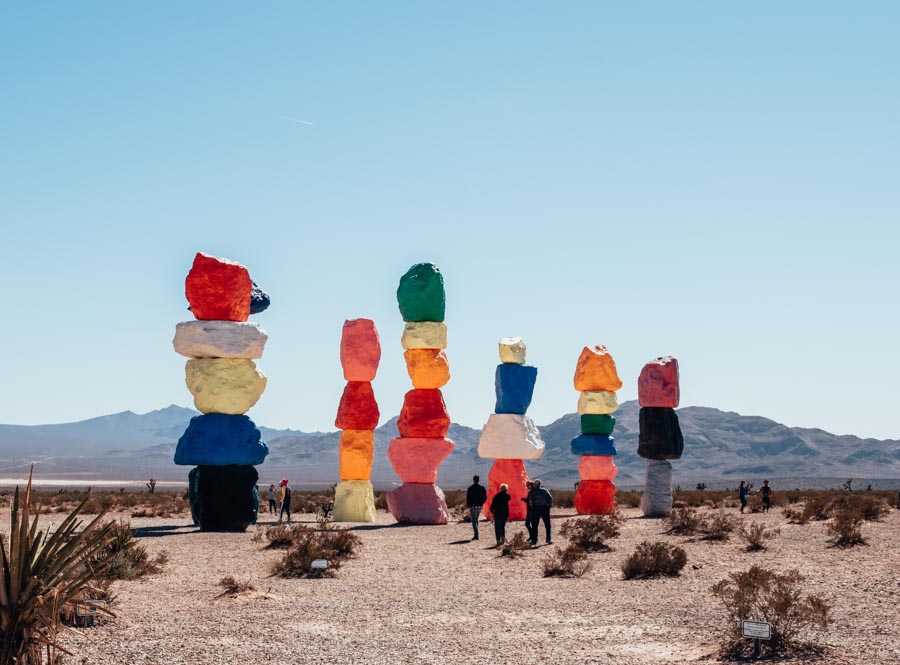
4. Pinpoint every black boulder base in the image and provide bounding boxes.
[637,407,684,460]
[196,465,259,532]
